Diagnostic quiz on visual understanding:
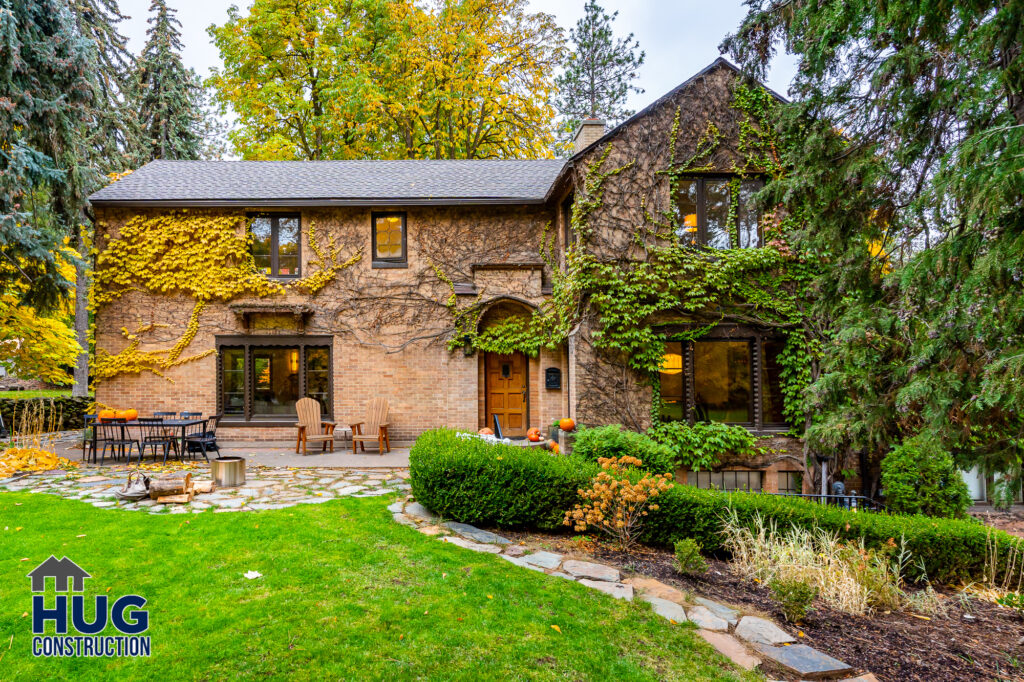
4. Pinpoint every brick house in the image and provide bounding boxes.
[89,58,808,493]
